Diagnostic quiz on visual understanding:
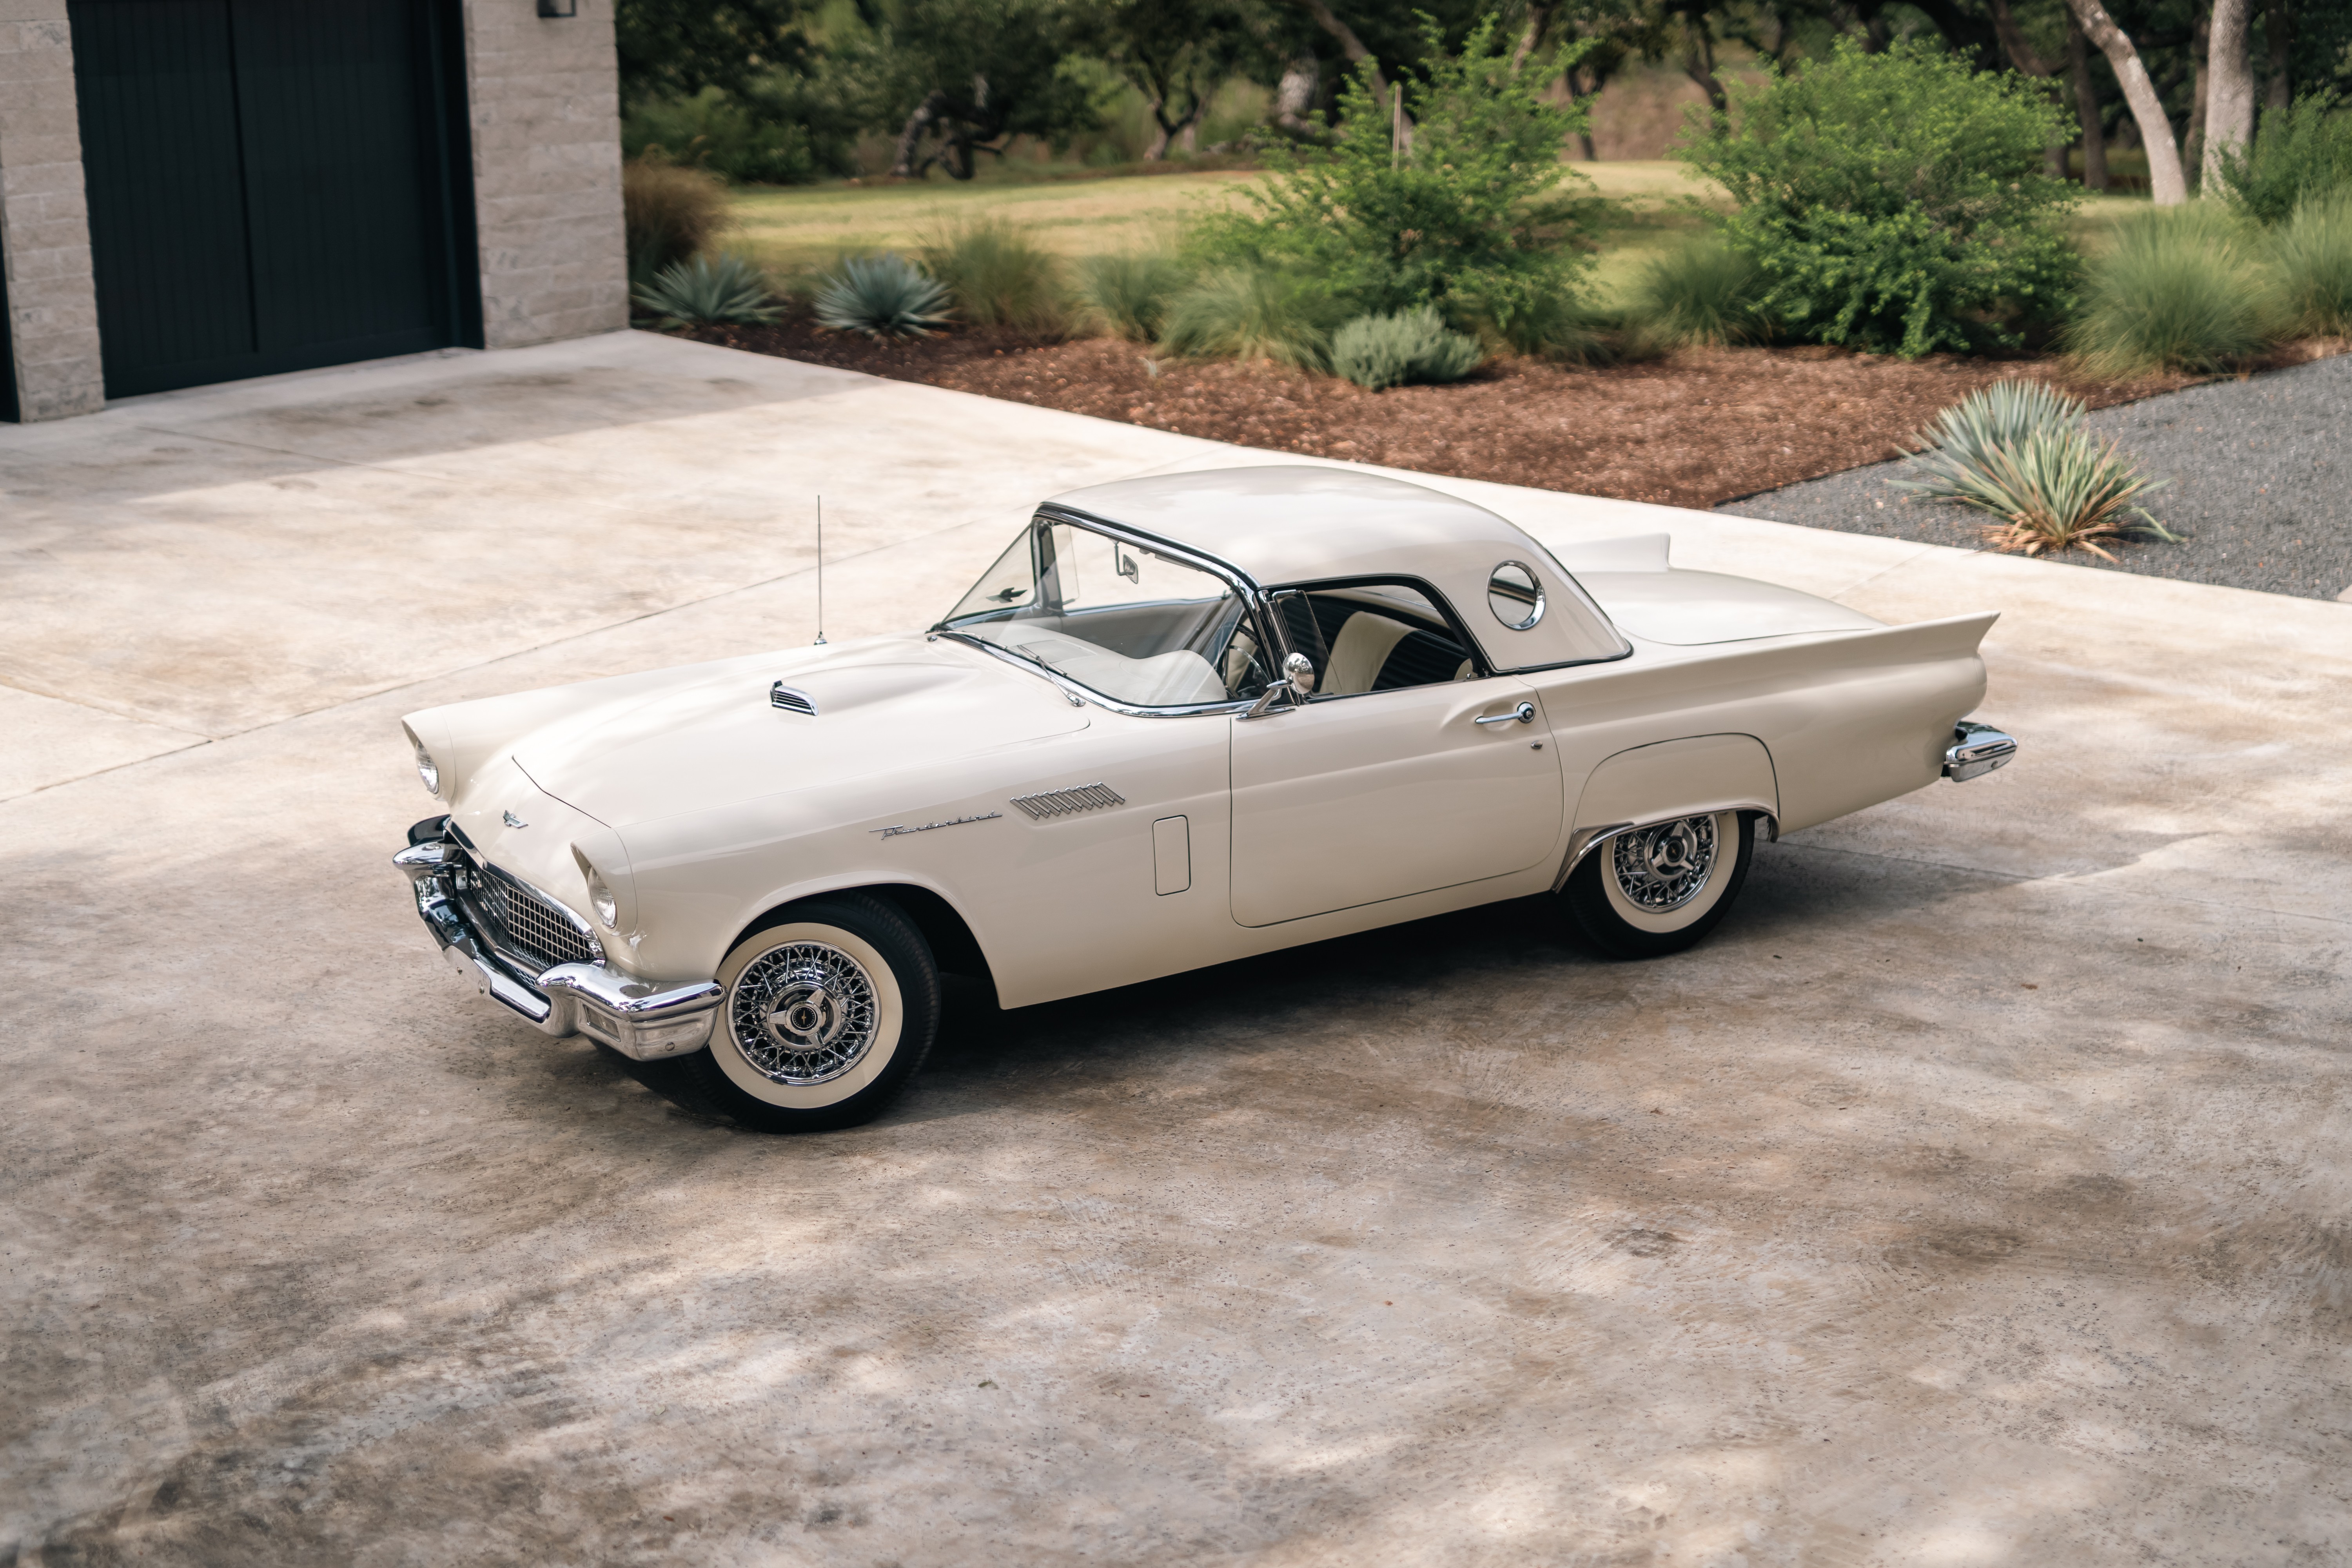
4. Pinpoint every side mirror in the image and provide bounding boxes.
[1282,651,1316,696]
